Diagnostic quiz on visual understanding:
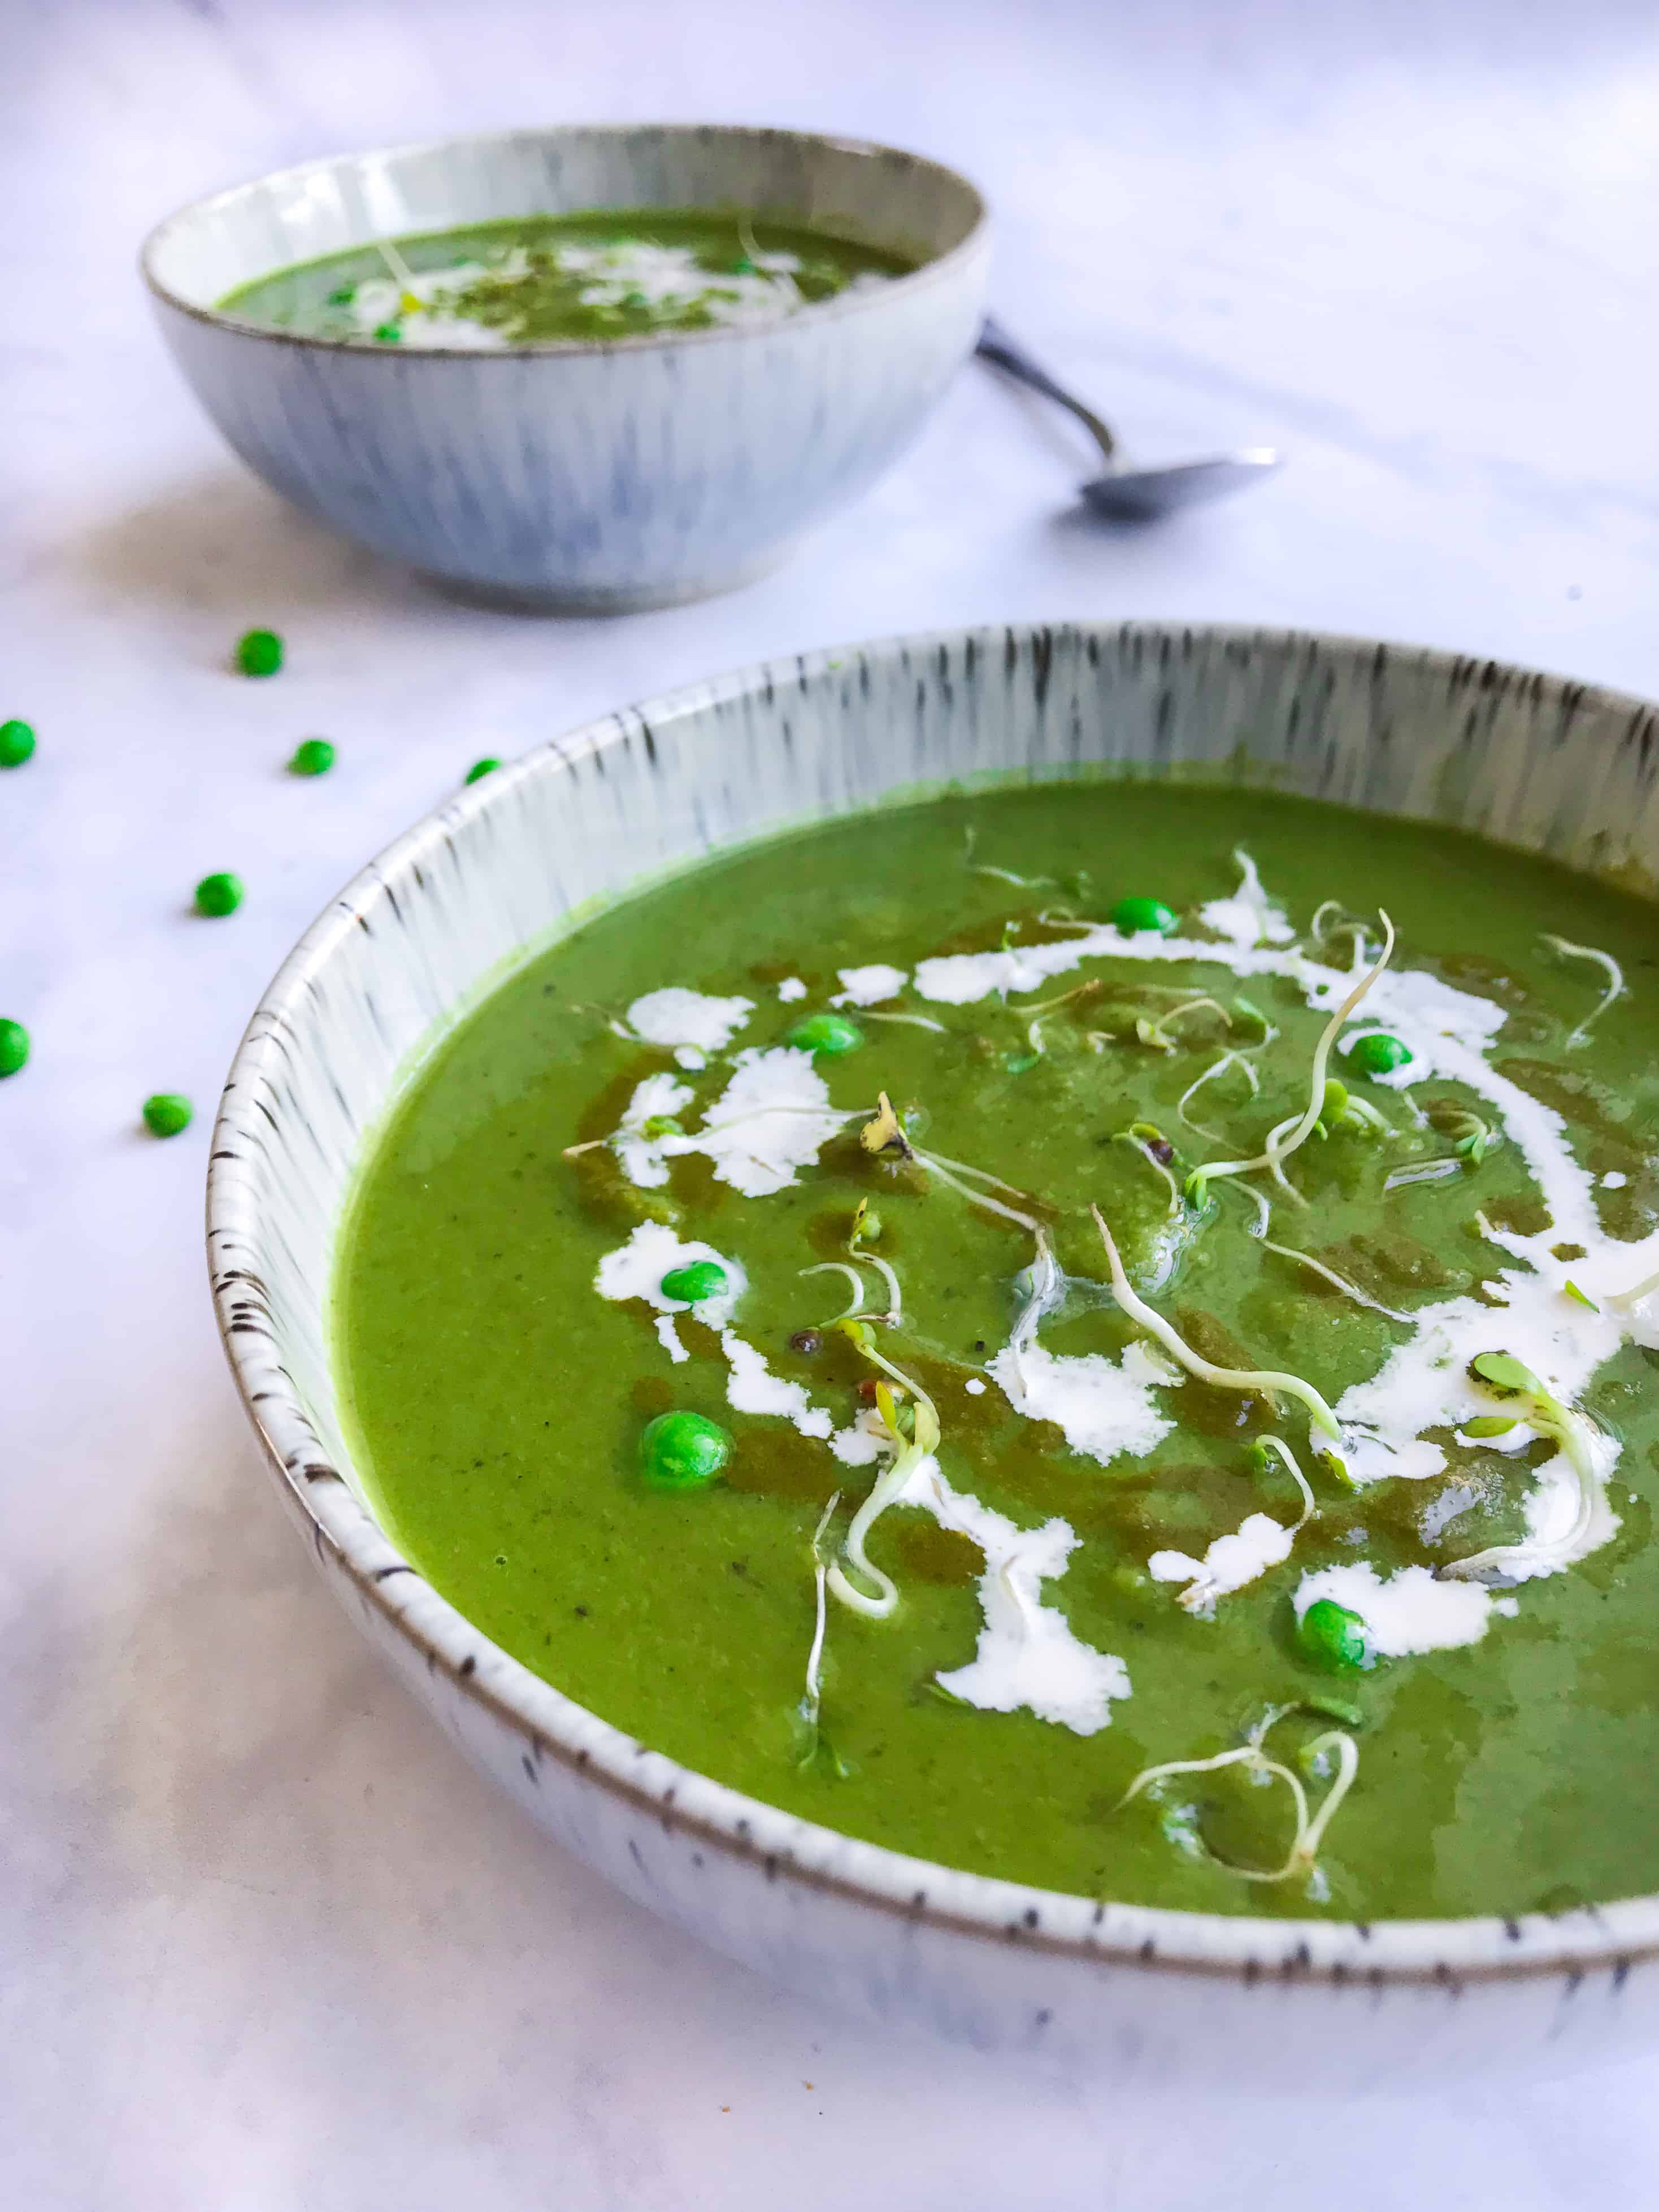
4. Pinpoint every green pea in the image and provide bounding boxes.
[639,1410,732,1490]
[786,1011,863,1057]
[236,628,284,677]
[0,1018,29,1077]
[142,1092,193,1138]
[288,738,335,776]
[195,871,244,918]
[1109,896,1178,936]
[465,757,501,785]
[1297,1598,1369,1673]
[325,283,357,305]
[0,718,36,767]
[1350,1032,1412,1077]
[372,324,402,343]
[659,1260,728,1305]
